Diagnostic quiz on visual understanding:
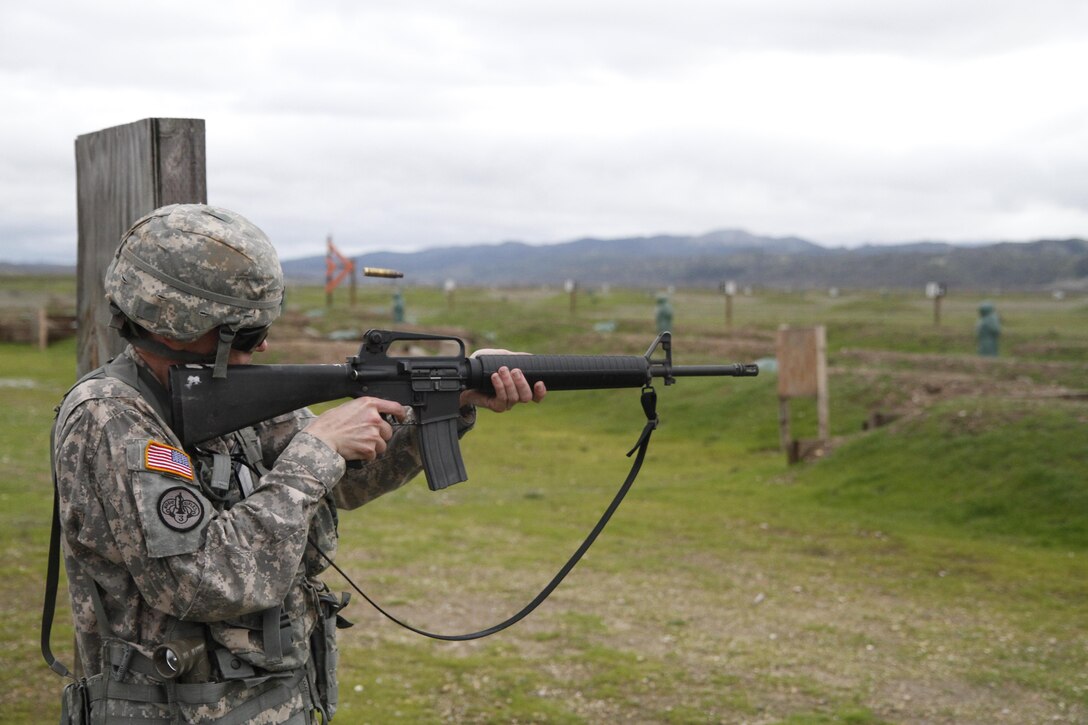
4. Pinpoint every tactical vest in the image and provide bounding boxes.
[45,353,345,724]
